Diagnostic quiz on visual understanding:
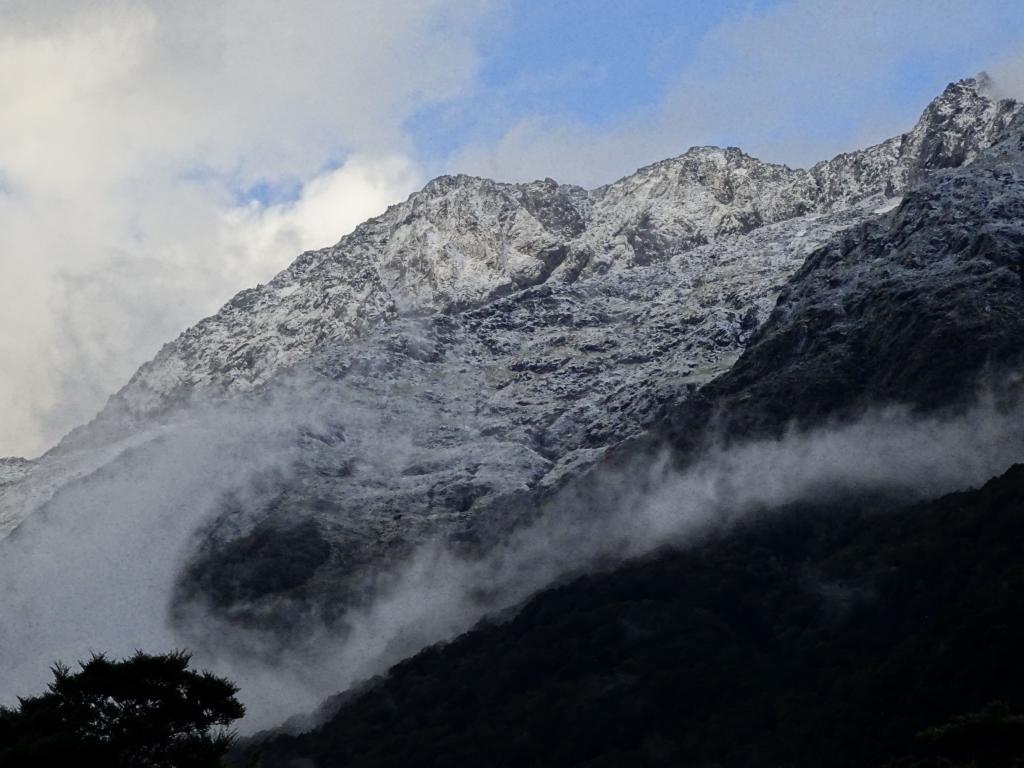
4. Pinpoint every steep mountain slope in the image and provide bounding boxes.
[245,463,1024,768]
[172,203,870,626]
[3,76,1016,542]
[72,75,1023,427]
[172,77,1024,625]
[0,76,1021,673]
[660,109,1024,452]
